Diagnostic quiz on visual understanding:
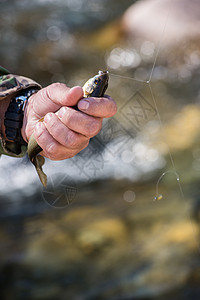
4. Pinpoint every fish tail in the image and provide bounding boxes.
[32,155,47,187]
